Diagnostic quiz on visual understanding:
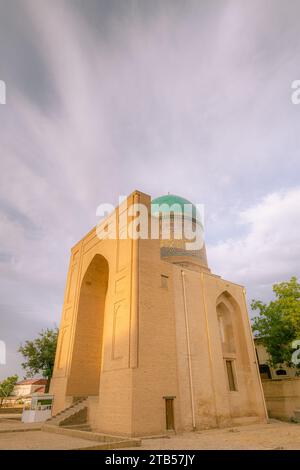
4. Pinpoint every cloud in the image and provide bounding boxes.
[0,0,300,377]
[208,188,300,305]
